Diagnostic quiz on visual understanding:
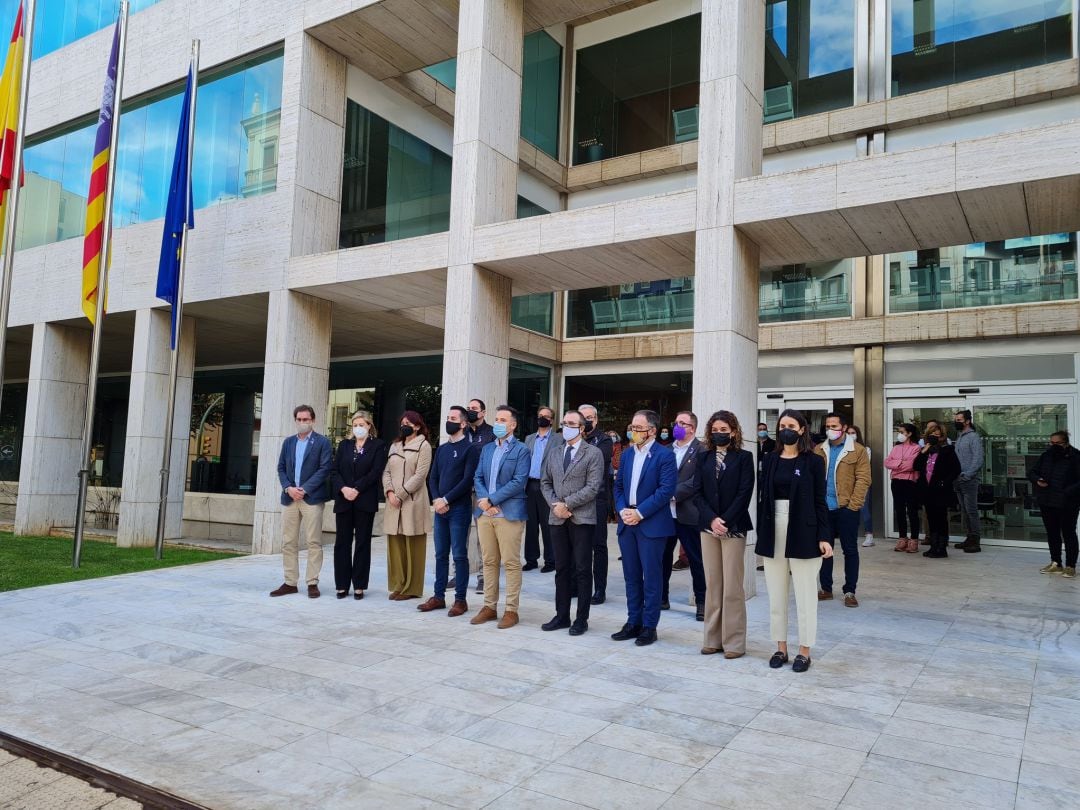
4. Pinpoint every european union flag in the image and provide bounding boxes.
[156,66,195,349]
